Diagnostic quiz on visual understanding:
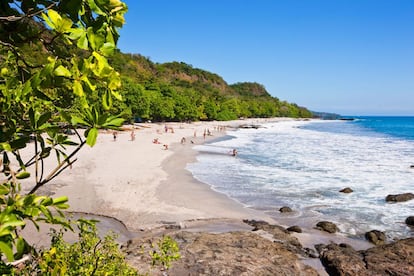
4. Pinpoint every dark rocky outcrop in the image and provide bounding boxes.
[286,226,302,233]
[385,193,414,203]
[125,224,319,275]
[316,221,339,233]
[317,243,367,275]
[365,230,386,245]
[317,238,414,276]
[339,187,353,193]
[279,206,293,213]
[406,216,414,226]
